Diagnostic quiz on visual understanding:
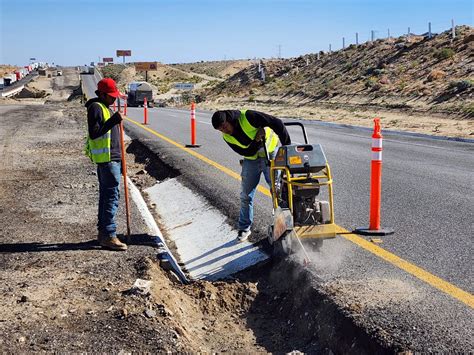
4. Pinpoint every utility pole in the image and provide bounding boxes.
[342,37,345,49]
[451,19,456,40]
[356,32,359,45]
[407,27,411,42]
[371,30,375,41]
[428,22,432,39]
[329,44,332,53]
[278,44,282,59]
[387,28,391,39]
